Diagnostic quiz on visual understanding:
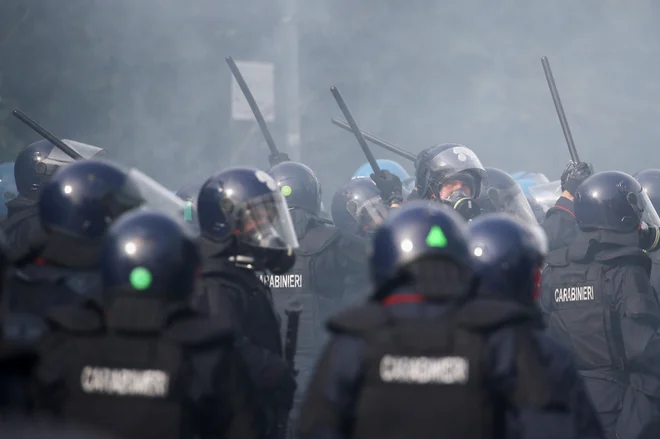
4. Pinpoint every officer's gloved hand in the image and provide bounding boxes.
[370,170,403,206]
[639,223,660,252]
[269,152,291,167]
[560,161,594,196]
